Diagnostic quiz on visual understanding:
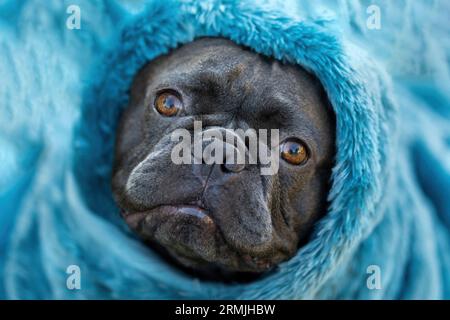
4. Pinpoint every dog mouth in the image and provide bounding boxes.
[120,203,277,274]
[122,204,214,230]
[121,203,223,267]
